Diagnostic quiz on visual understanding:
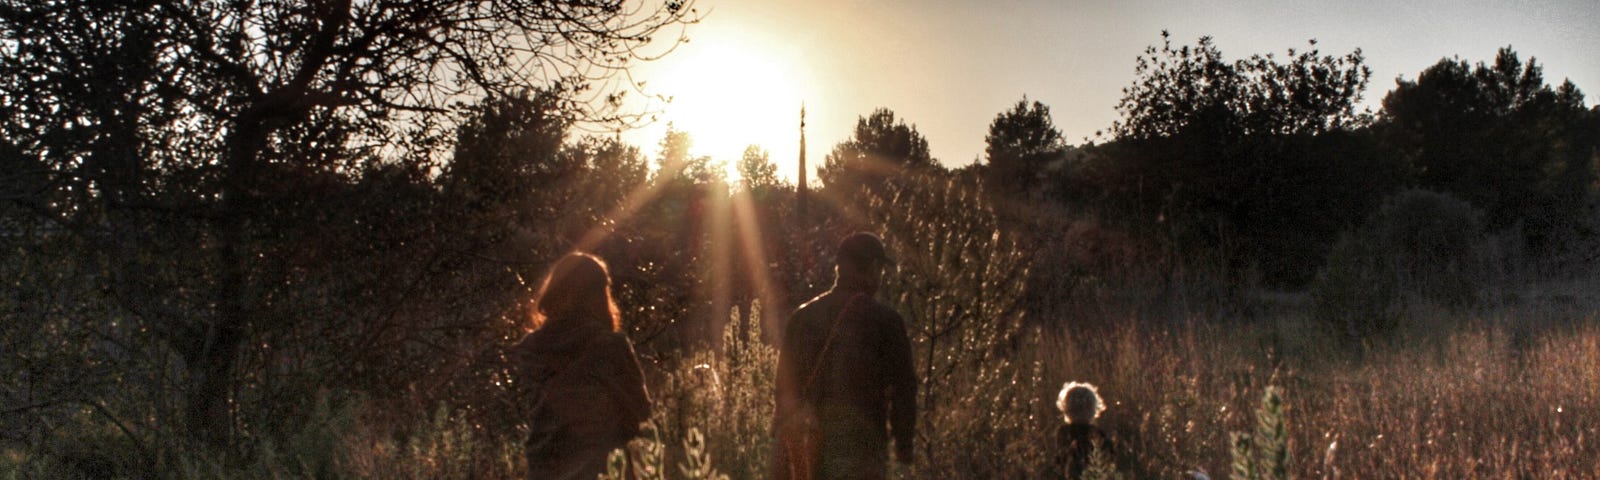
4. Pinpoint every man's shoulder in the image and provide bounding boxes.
[790,293,835,324]
[862,297,901,316]
[860,298,907,328]
[793,292,832,315]
[785,293,837,344]
[792,291,906,327]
